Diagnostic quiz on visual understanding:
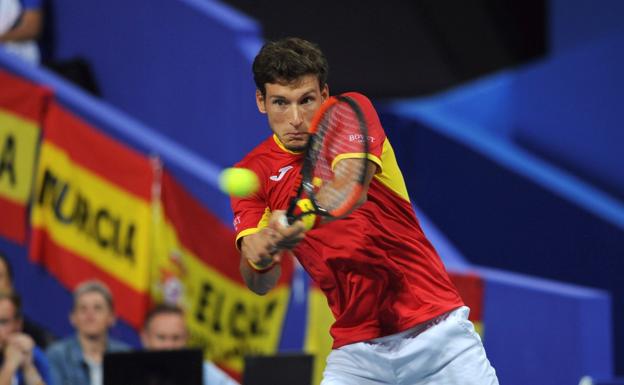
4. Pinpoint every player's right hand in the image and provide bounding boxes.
[240,227,282,269]
[269,210,306,250]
